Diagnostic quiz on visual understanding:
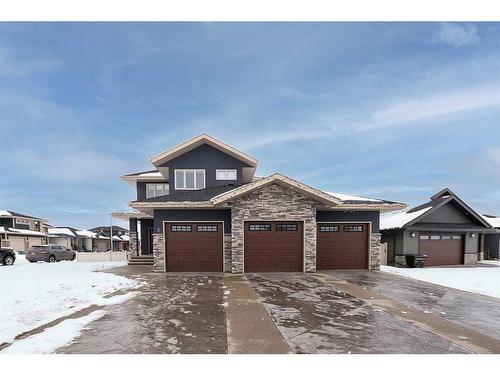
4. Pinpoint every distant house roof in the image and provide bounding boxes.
[89,226,128,233]
[482,215,500,228]
[75,230,97,238]
[48,227,77,237]
[381,188,493,231]
[0,210,45,221]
